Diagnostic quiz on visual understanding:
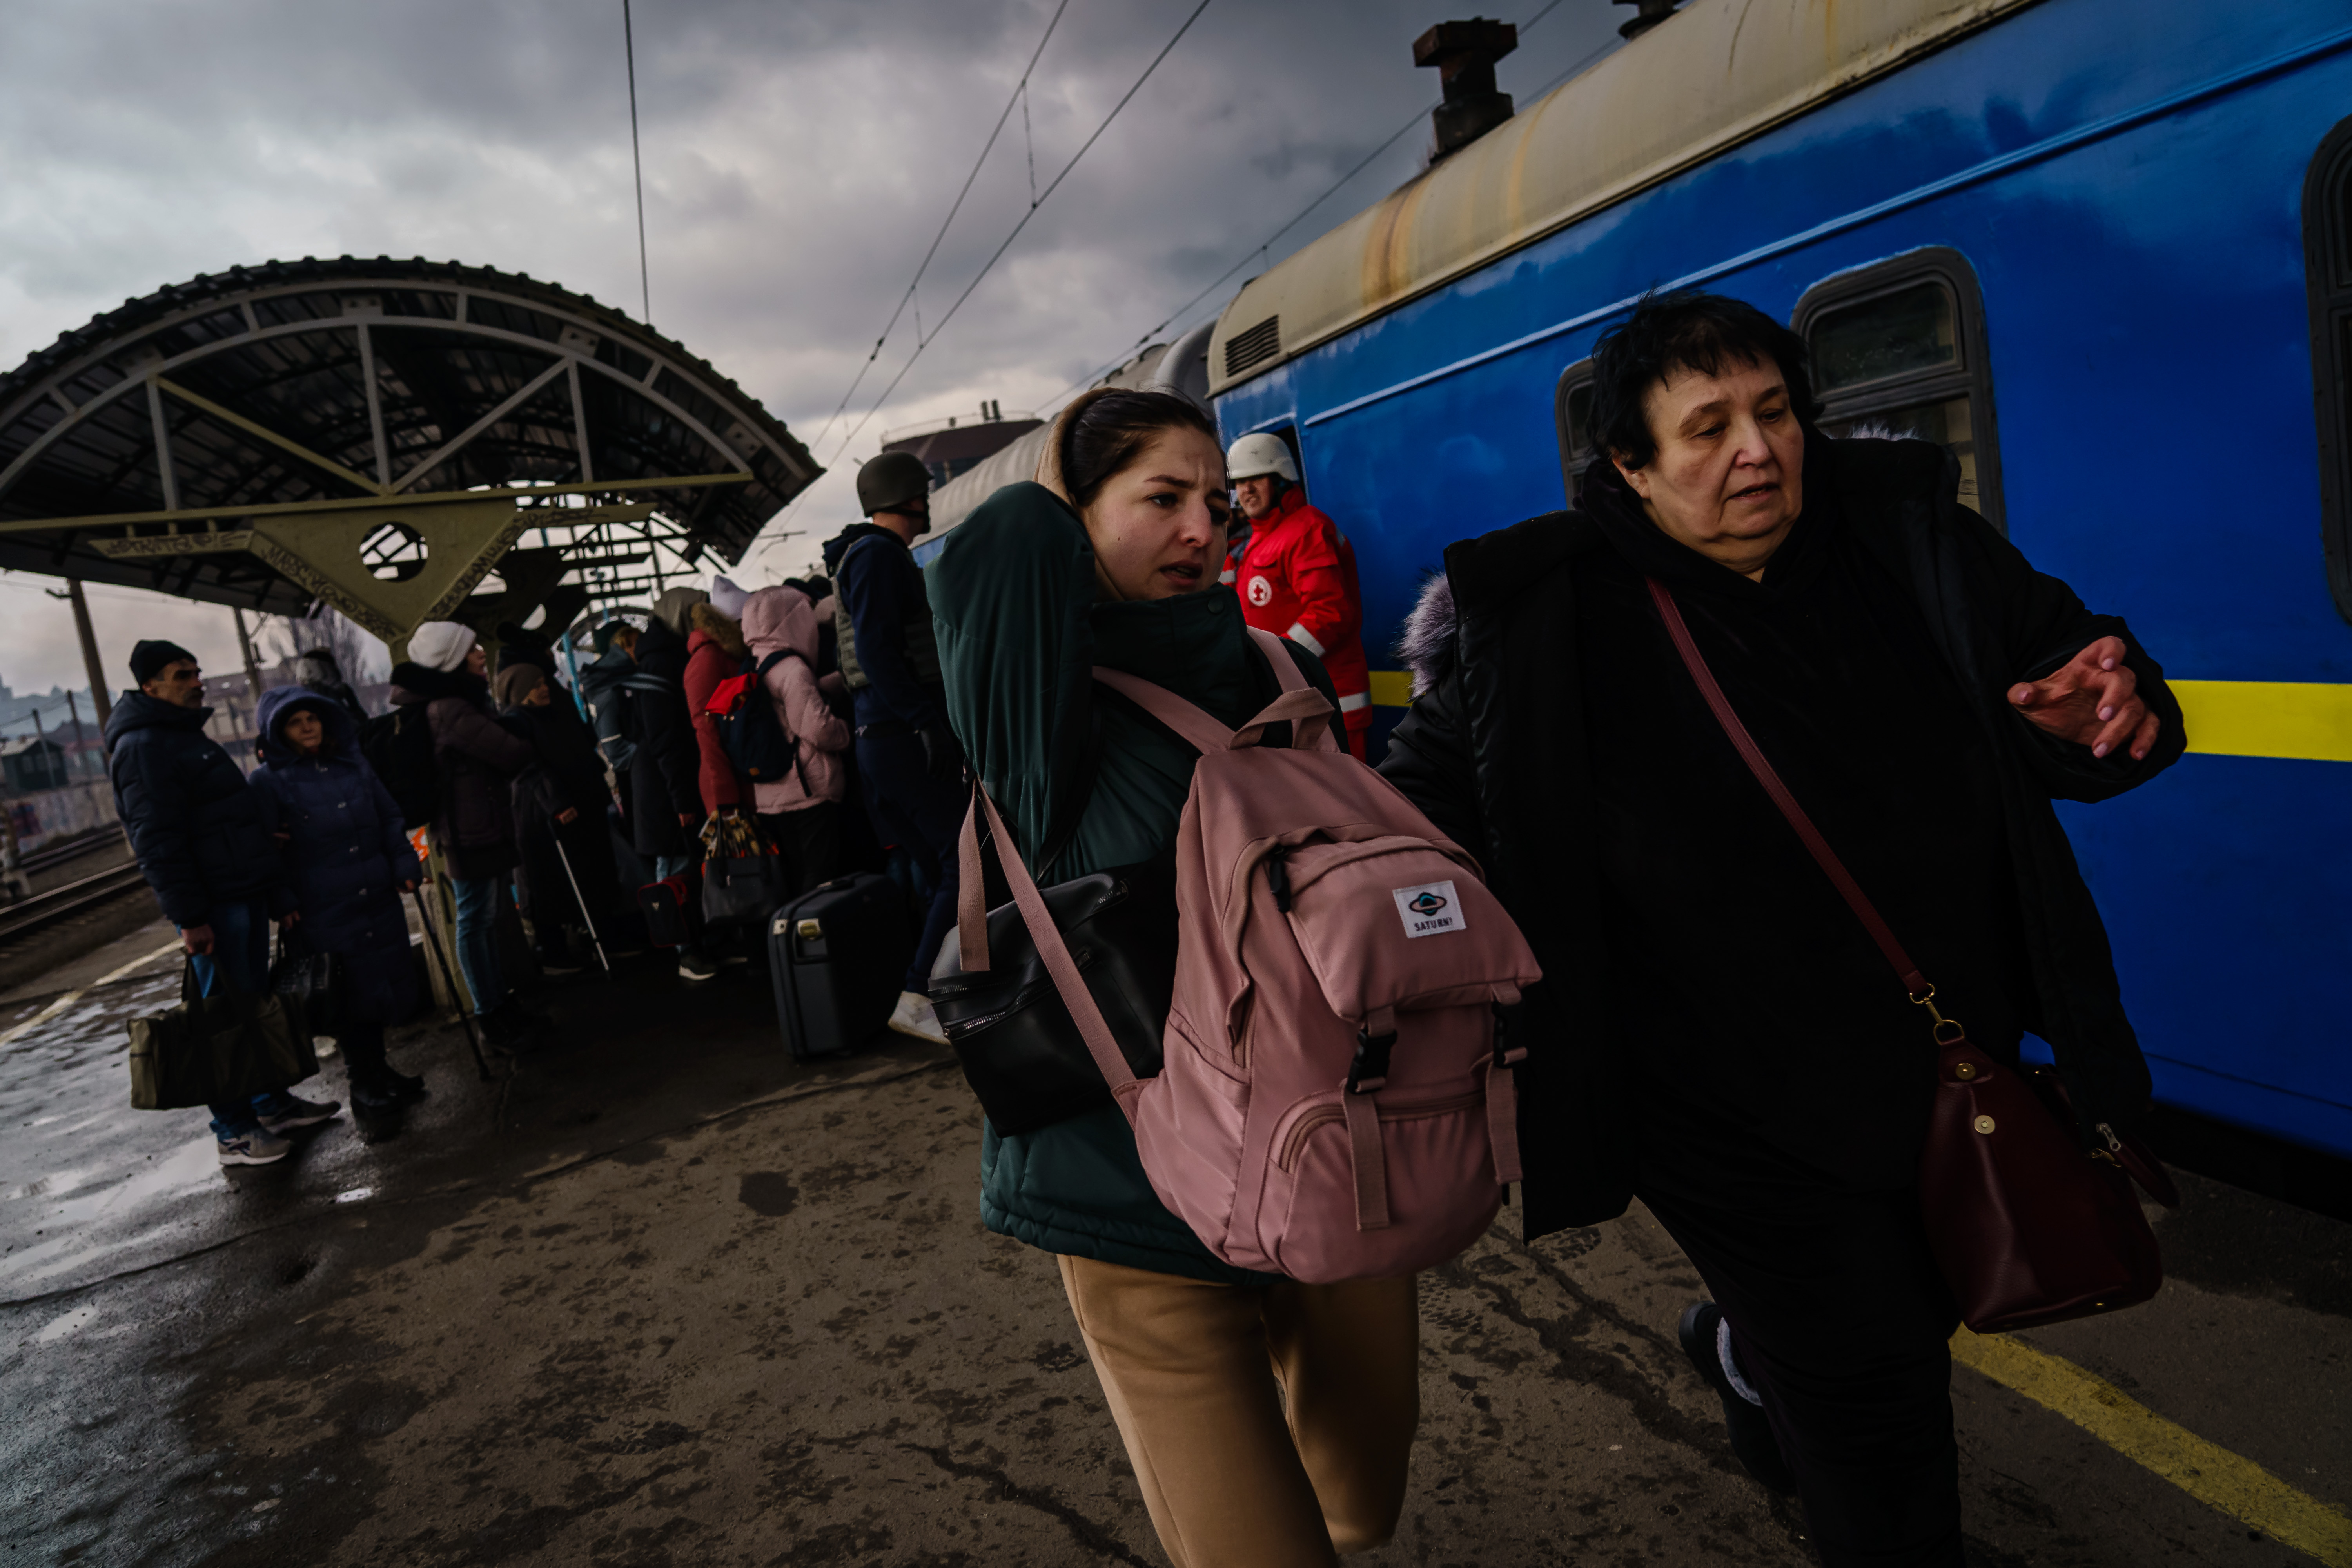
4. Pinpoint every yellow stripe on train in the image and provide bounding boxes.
[1368,672,2352,765]
[2172,680,2352,763]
